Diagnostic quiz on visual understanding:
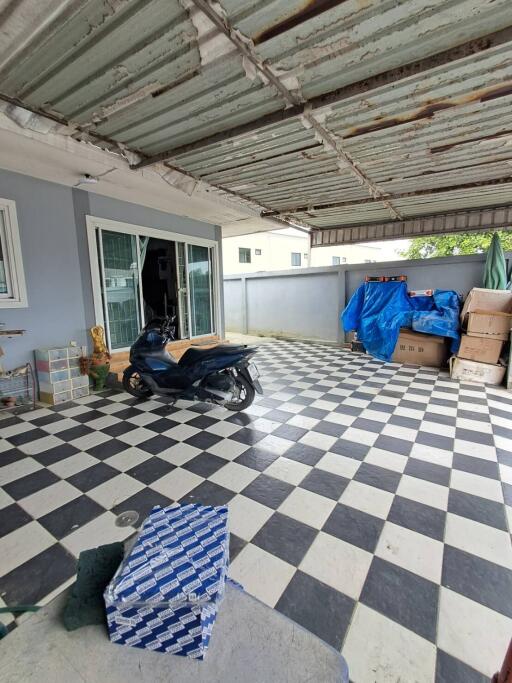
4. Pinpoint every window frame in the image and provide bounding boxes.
[0,198,28,308]
[239,247,251,264]
[255,249,262,256]
[291,252,301,267]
